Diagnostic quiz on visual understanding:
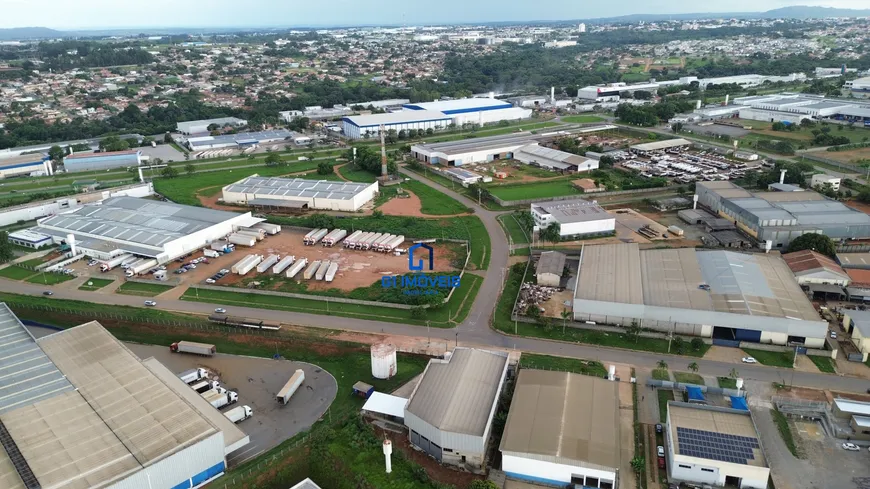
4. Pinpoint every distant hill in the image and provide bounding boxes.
[0,27,66,41]
[761,6,870,19]
[587,6,870,23]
